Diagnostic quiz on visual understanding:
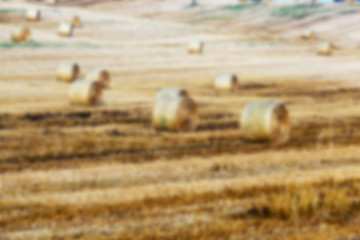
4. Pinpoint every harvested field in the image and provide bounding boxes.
[1,0,360,239]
